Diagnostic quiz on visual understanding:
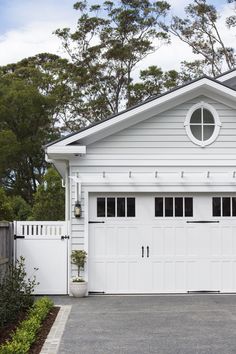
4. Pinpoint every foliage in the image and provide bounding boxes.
[0,257,38,328]
[30,167,65,221]
[0,70,57,203]
[0,188,31,221]
[129,66,180,106]
[9,196,31,221]
[71,250,87,278]
[164,0,236,77]
[55,0,170,128]
[0,297,53,354]
[226,0,236,28]
[0,188,13,221]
